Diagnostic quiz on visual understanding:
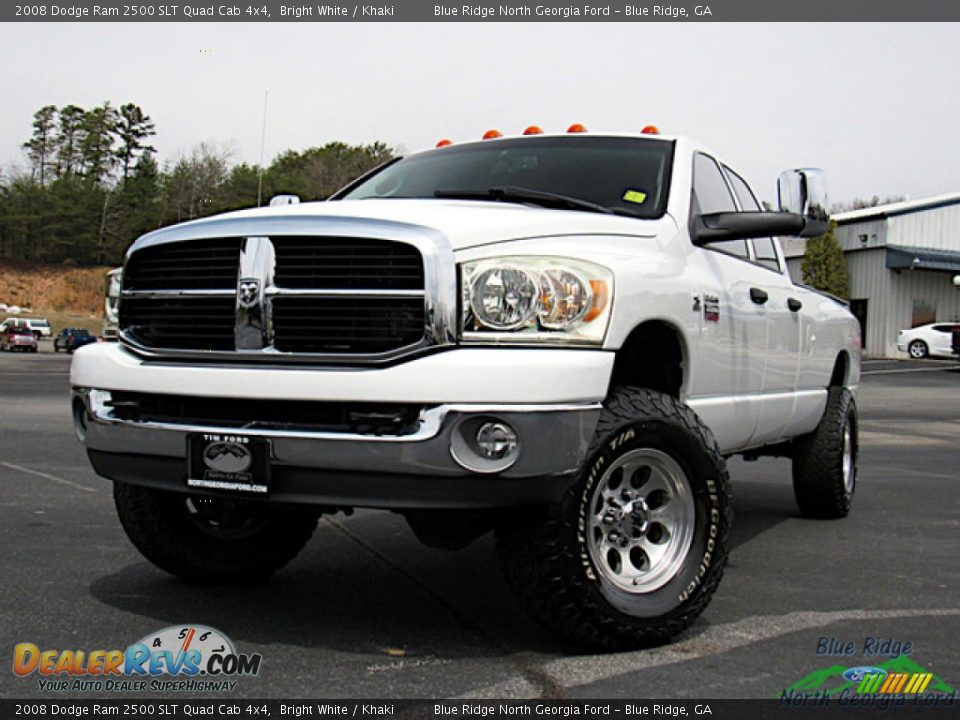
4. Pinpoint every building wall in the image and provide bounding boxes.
[883,269,960,356]
[888,203,960,251]
[844,249,893,357]
[834,219,888,253]
[786,243,960,358]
